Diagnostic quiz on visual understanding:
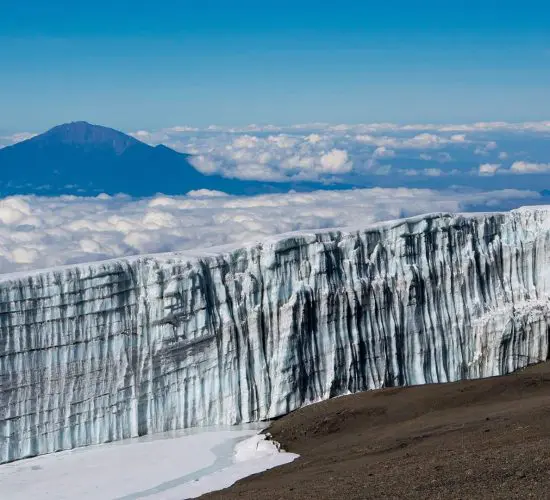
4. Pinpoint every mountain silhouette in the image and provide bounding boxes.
[0,121,342,196]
